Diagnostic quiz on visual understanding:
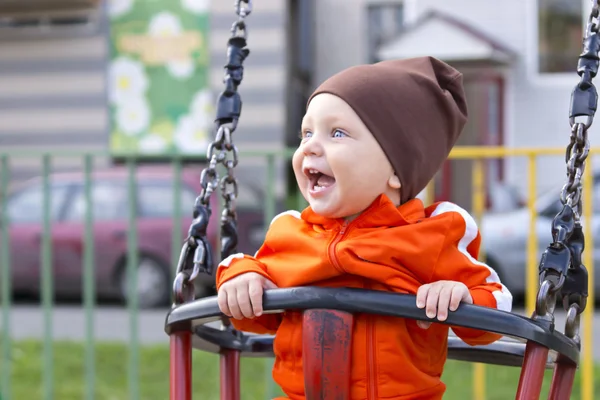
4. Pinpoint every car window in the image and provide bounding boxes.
[6,183,70,223]
[138,181,198,218]
[540,198,562,218]
[235,182,262,210]
[593,183,600,214]
[64,181,127,222]
[539,182,600,217]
